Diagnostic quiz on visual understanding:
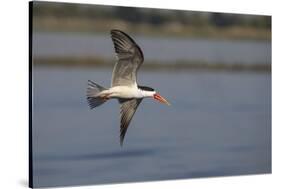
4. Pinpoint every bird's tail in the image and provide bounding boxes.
[87,80,107,109]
